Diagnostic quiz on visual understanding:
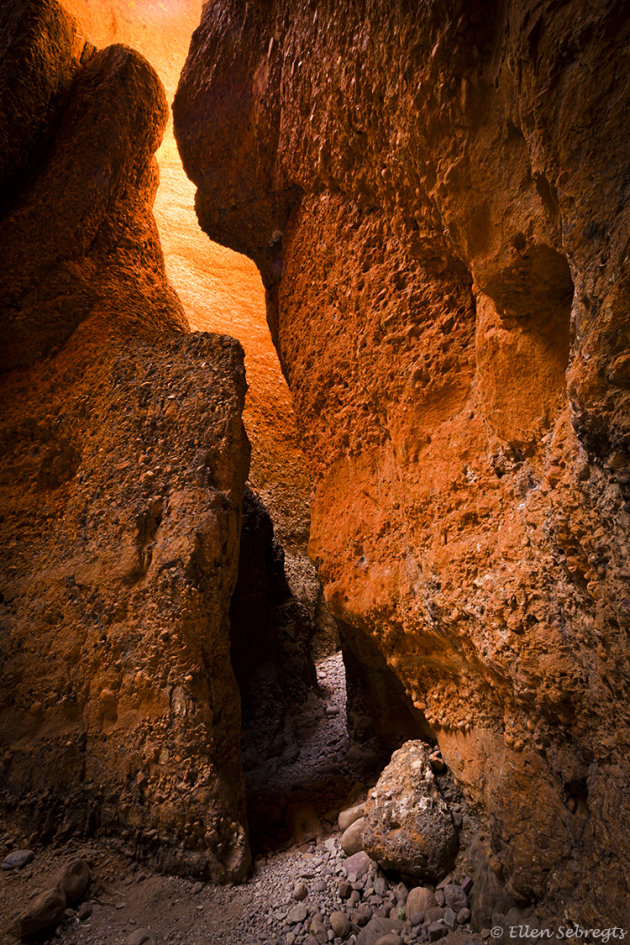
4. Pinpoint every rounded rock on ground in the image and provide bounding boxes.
[309,912,327,943]
[339,879,353,899]
[338,803,366,832]
[330,910,352,938]
[127,930,155,945]
[55,857,91,905]
[343,851,372,880]
[443,884,468,913]
[406,887,437,924]
[373,876,388,897]
[391,882,408,905]
[356,915,404,945]
[355,906,373,927]
[444,907,457,930]
[374,935,402,945]
[19,888,67,938]
[427,921,448,942]
[287,902,308,924]
[292,881,308,901]
[341,817,366,856]
[2,849,34,870]
[362,742,458,882]
[425,906,446,924]
[77,901,93,921]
